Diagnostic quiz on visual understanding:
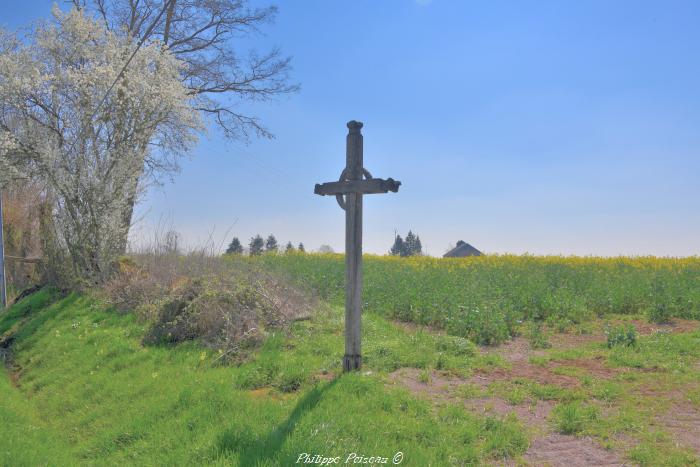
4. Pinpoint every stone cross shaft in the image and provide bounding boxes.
[314,121,400,372]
